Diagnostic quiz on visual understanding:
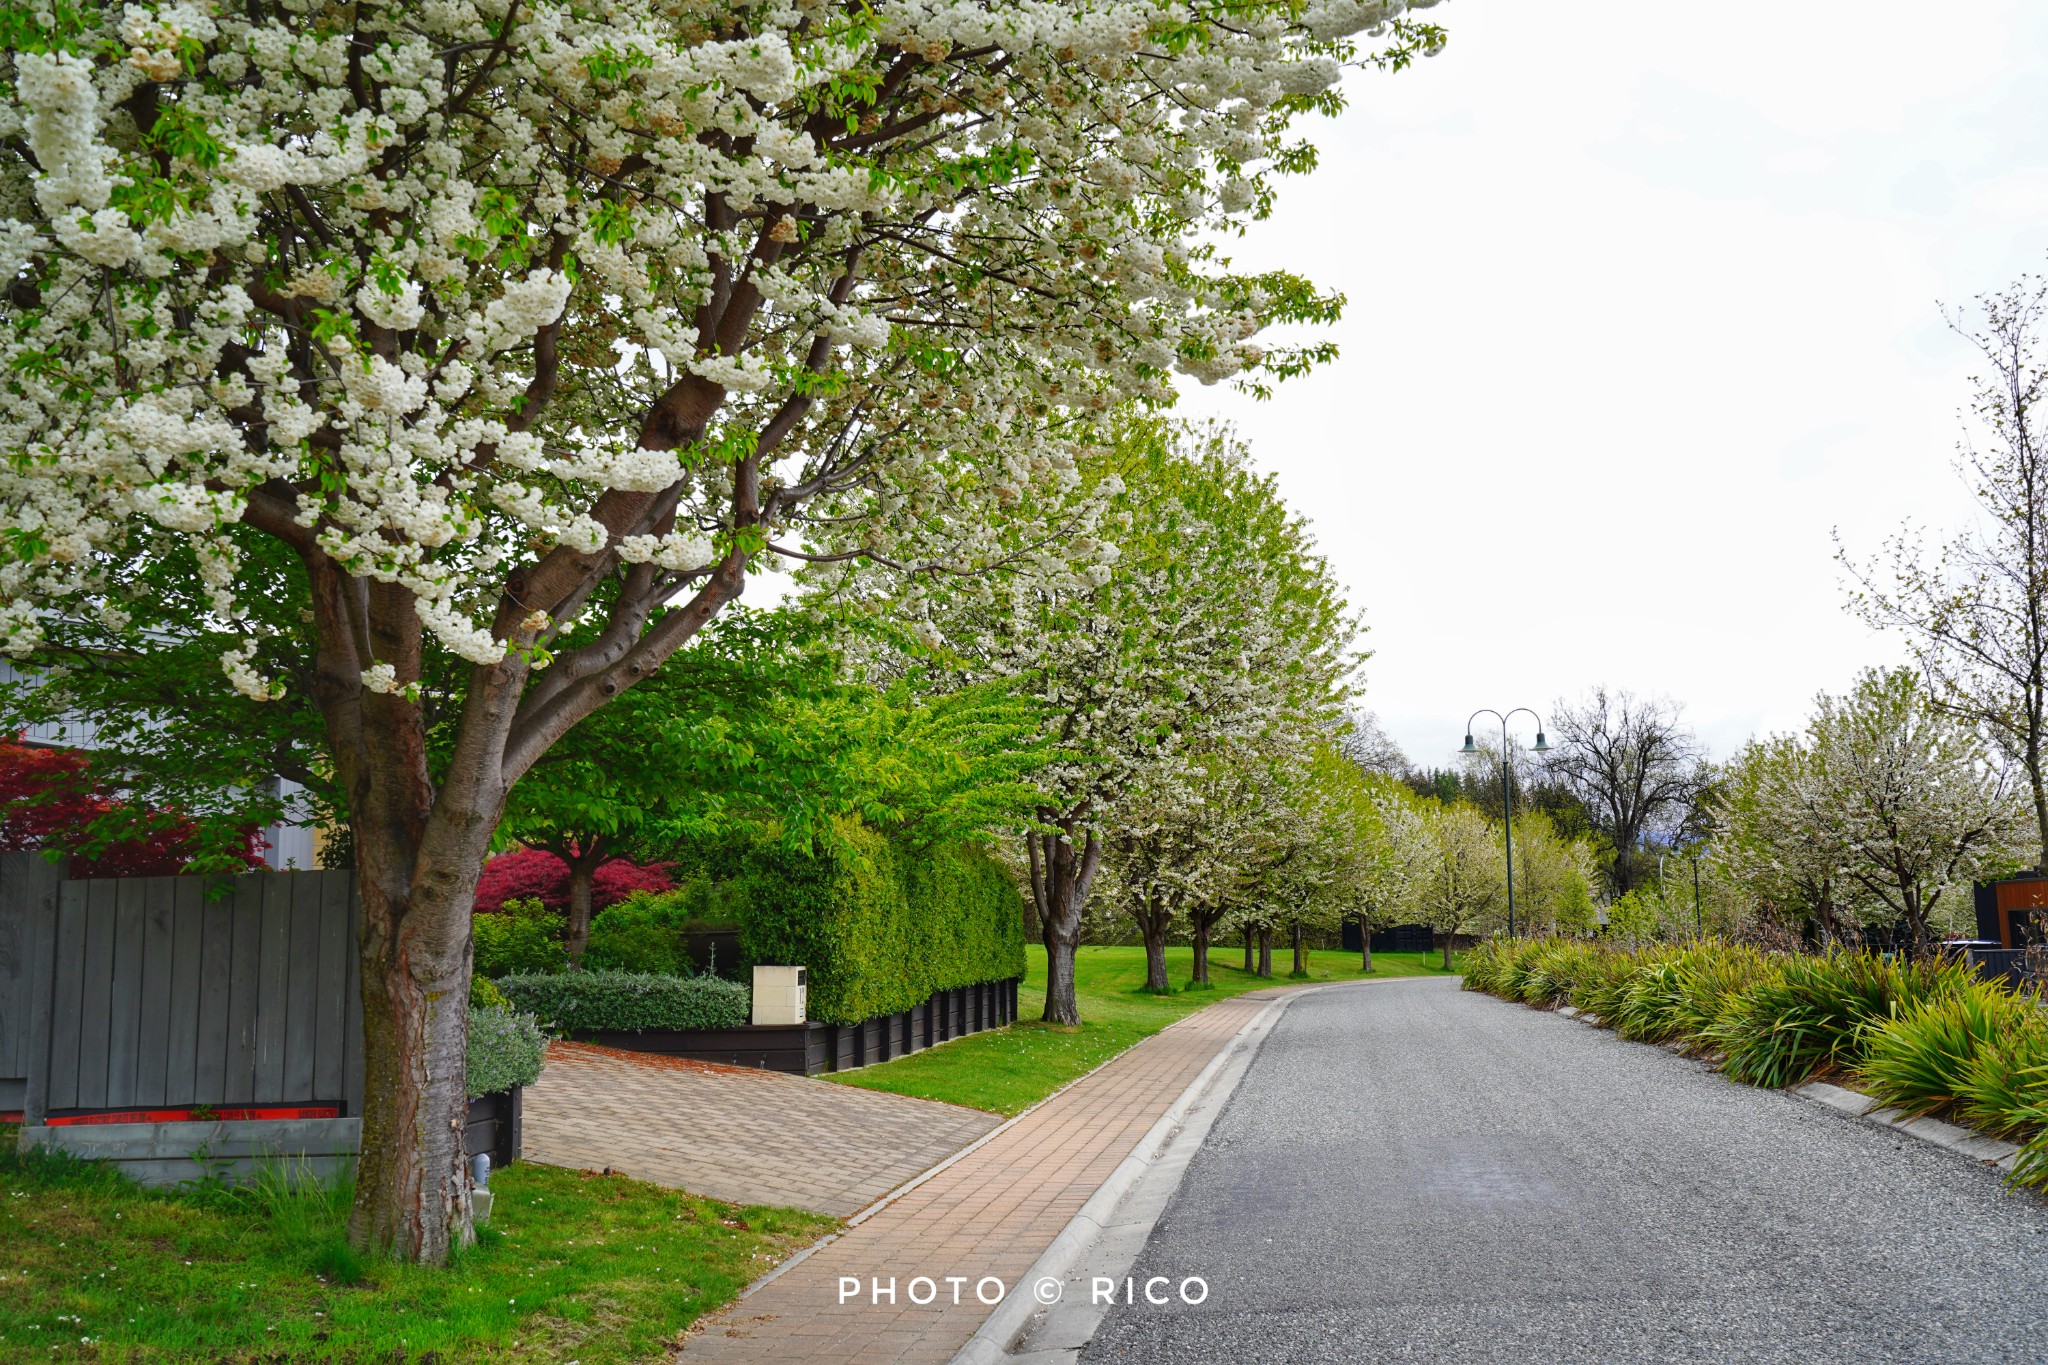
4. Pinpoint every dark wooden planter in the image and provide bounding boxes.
[464,1086,521,1168]
[571,976,1021,1076]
